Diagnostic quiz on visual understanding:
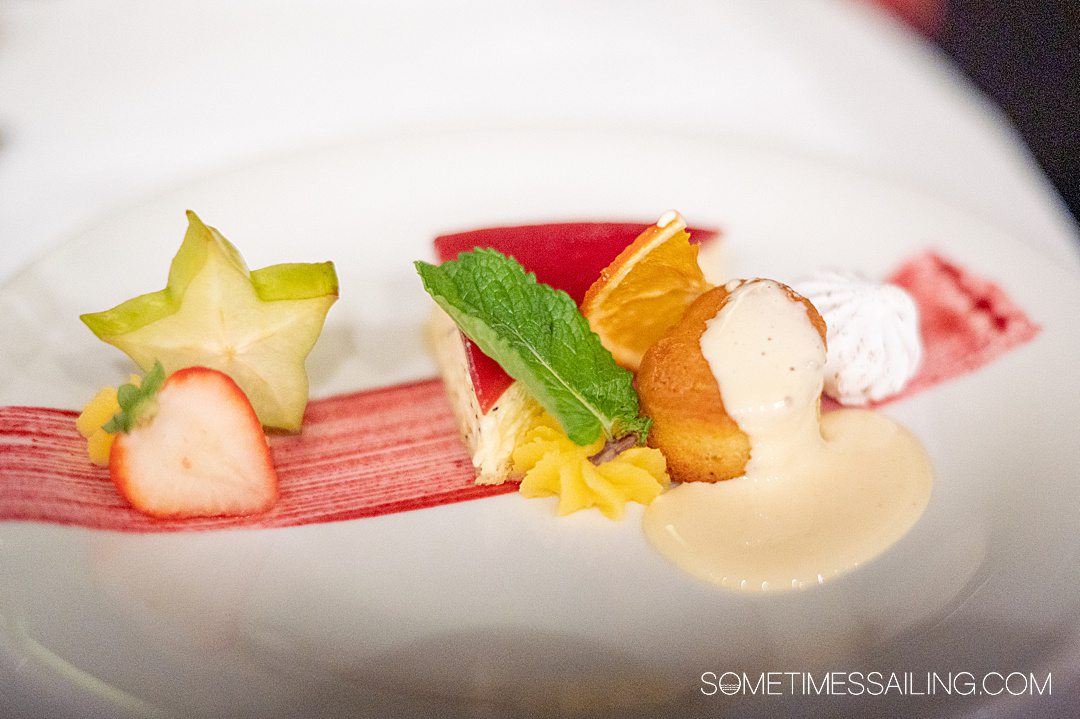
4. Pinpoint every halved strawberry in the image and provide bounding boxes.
[106,363,279,518]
